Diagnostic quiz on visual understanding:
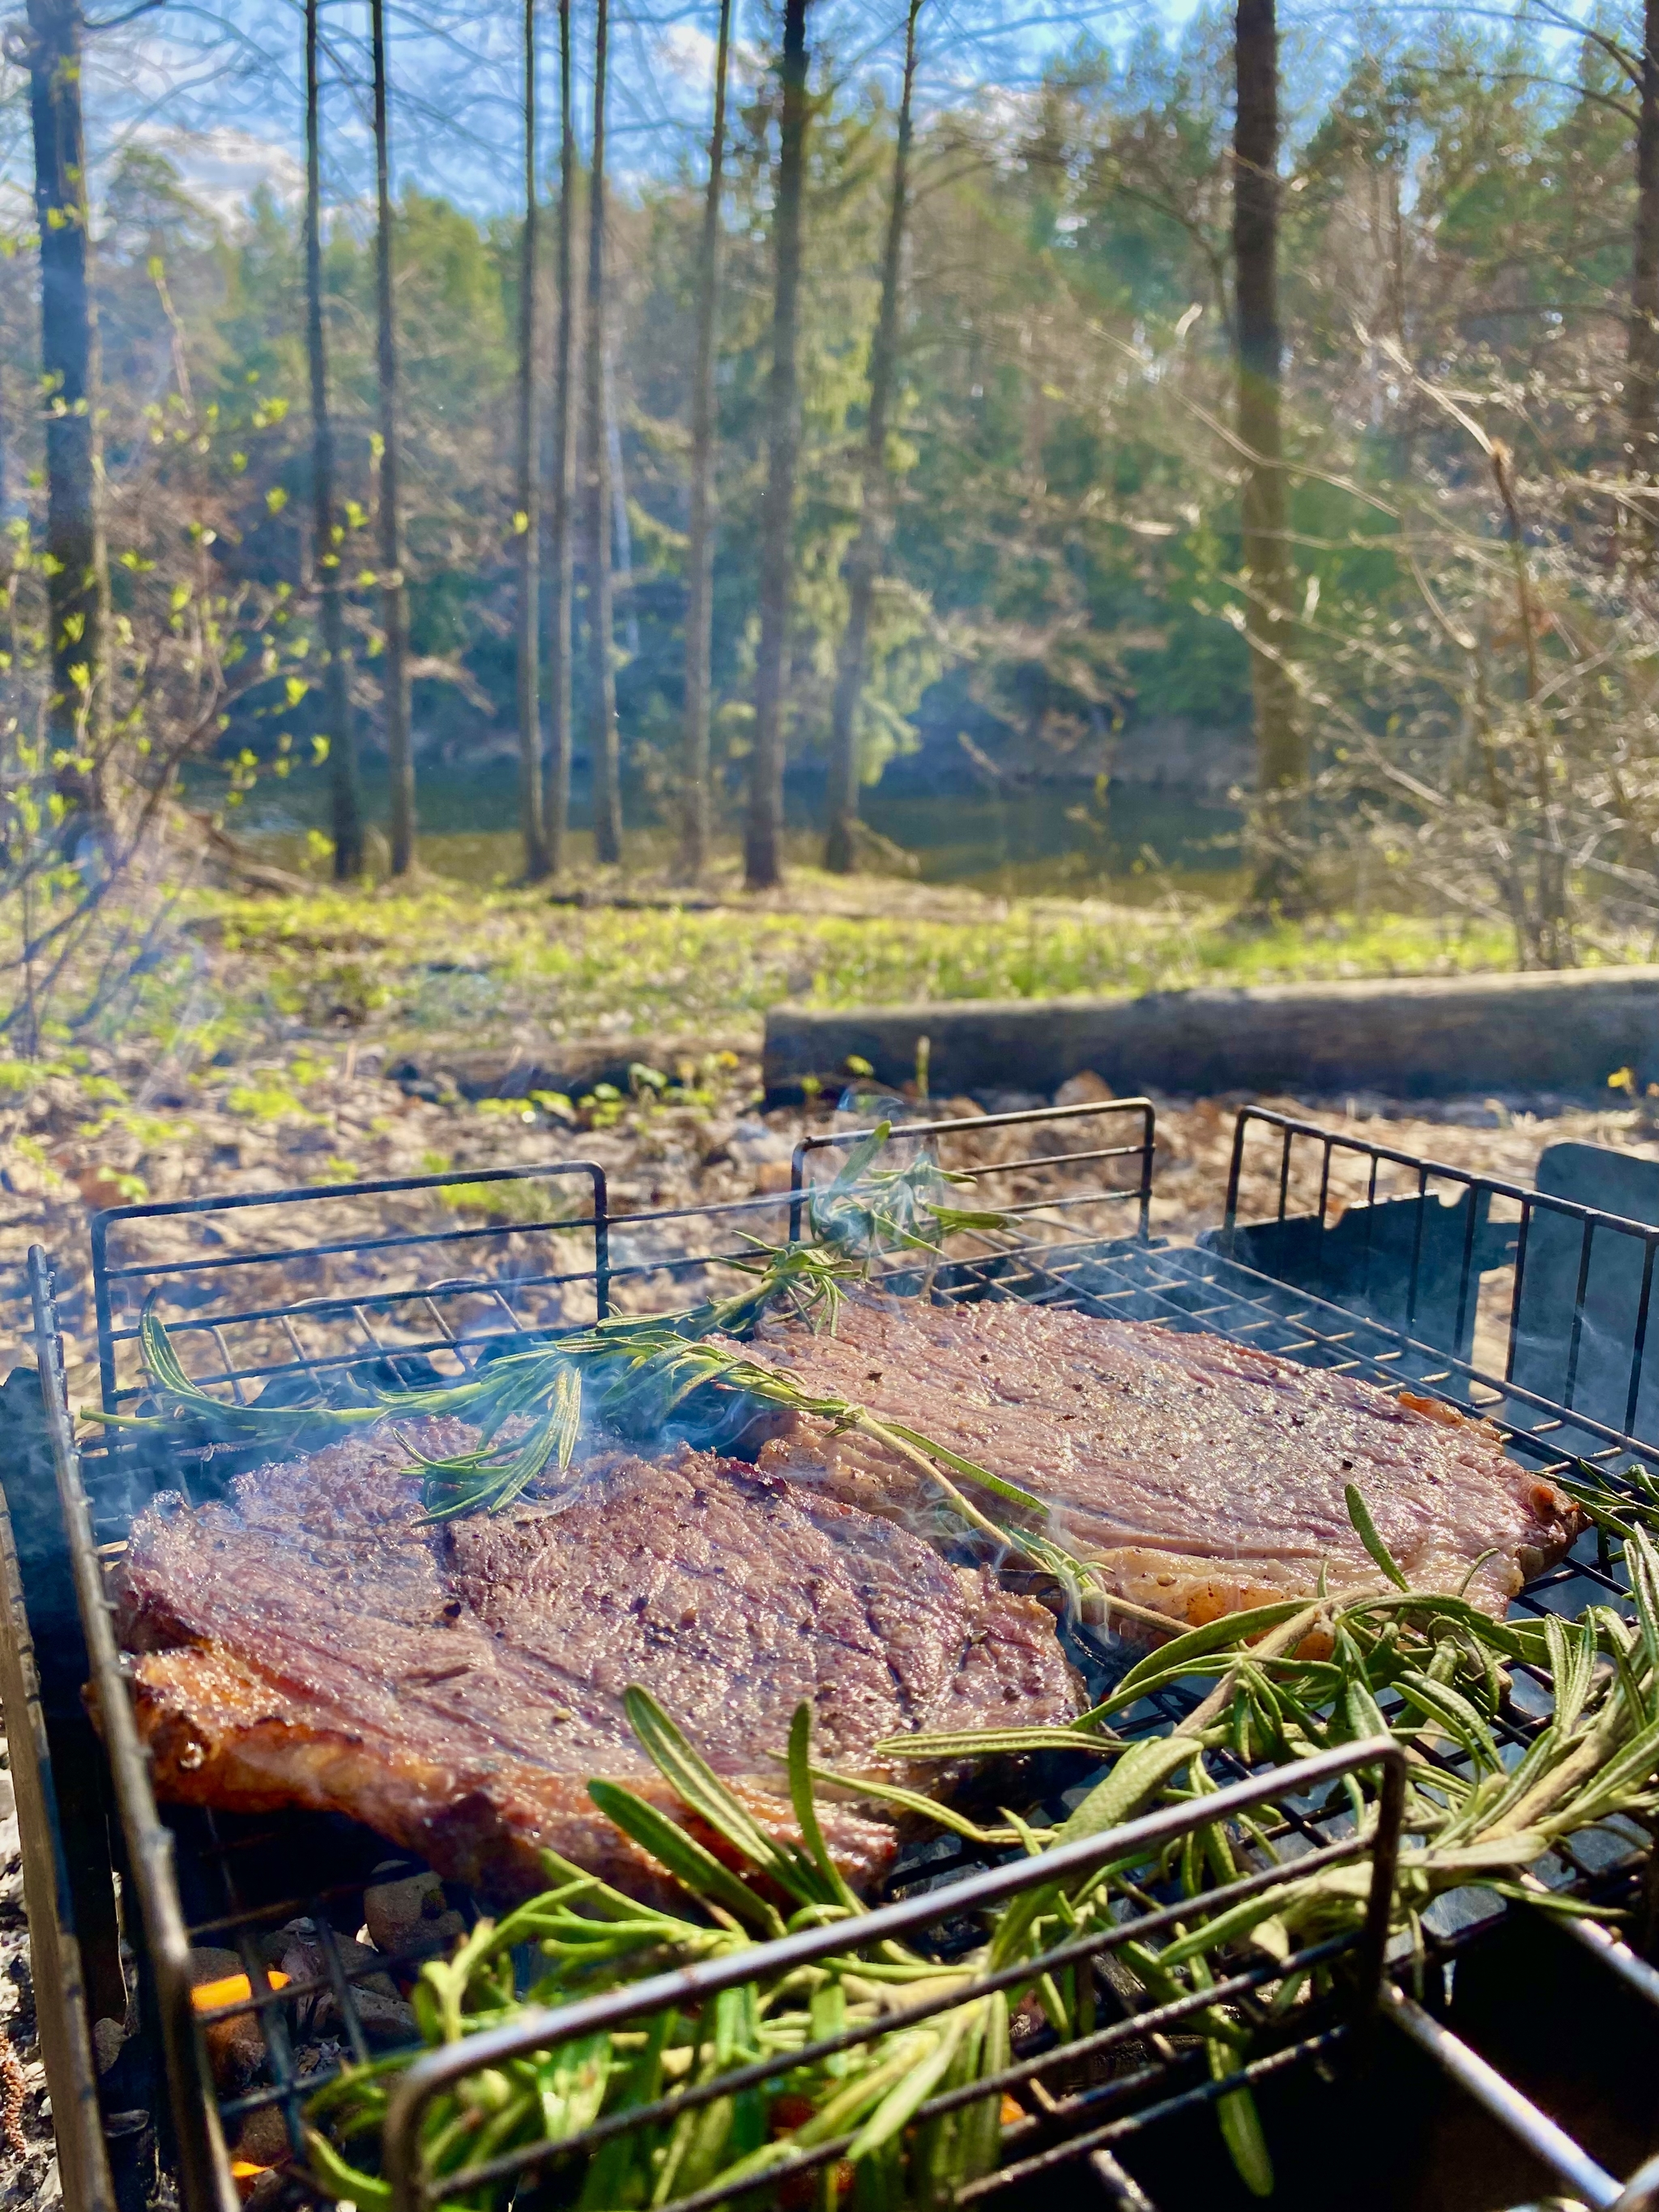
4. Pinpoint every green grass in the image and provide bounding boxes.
[183,879,1533,1052]
[8,855,1593,1084]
